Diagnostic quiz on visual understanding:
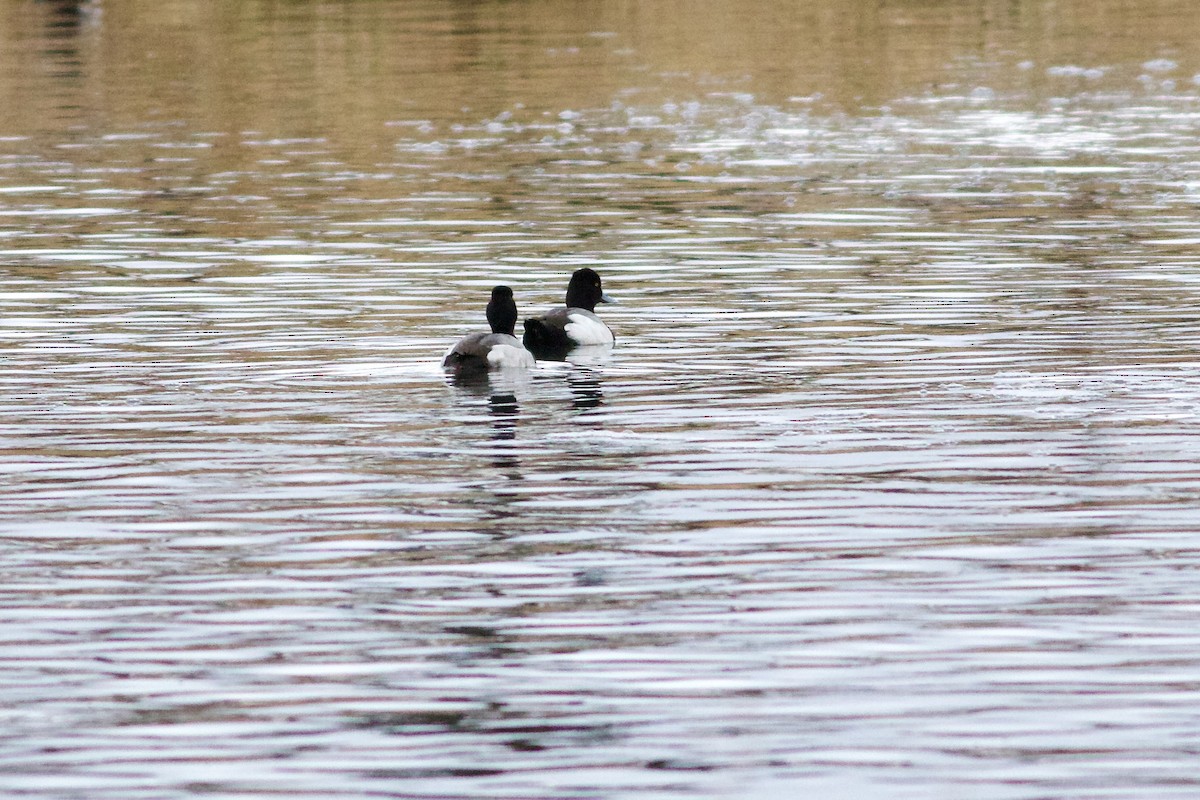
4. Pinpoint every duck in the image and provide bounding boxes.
[522,268,614,360]
[443,286,535,374]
